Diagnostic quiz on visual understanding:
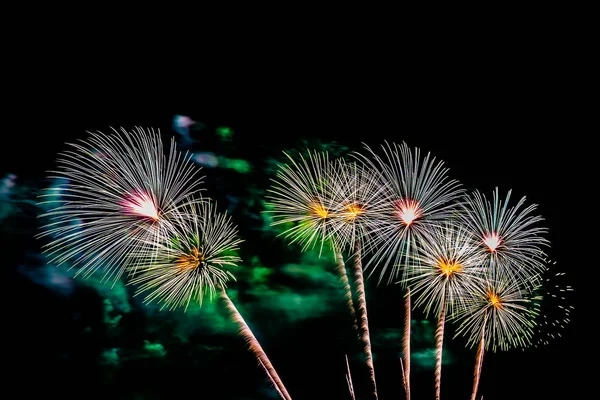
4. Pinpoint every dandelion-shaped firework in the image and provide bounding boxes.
[37,127,204,283]
[265,150,358,327]
[406,223,485,400]
[328,159,386,251]
[354,141,464,284]
[328,158,388,399]
[266,151,379,398]
[458,188,549,287]
[353,141,463,400]
[266,150,337,255]
[129,200,240,310]
[131,199,292,400]
[453,275,541,400]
